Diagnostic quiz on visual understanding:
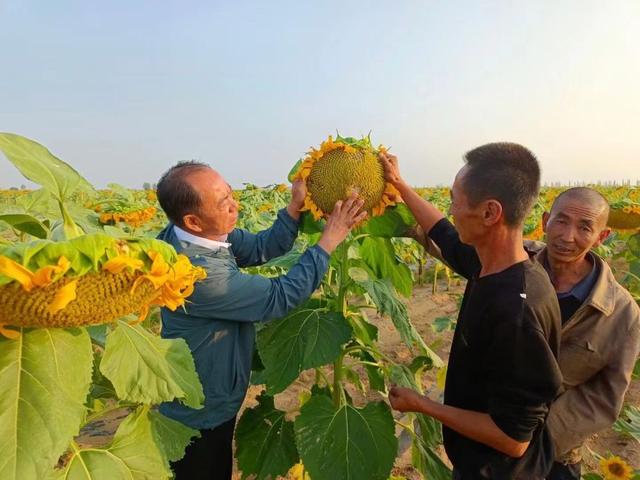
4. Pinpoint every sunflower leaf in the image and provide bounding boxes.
[0,133,95,202]
[359,237,413,297]
[55,406,198,480]
[294,396,397,480]
[0,214,49,239]
[235,393,299,480]
[257,301,352,394]
[355,277,443,368]
[0,328,93,480]
[100,321,204,408]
